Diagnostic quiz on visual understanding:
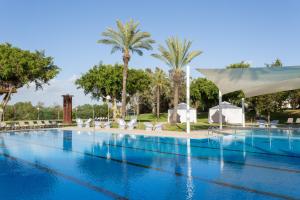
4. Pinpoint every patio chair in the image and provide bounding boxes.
[154,123,163,131]
[118,119,126,129]
[270,120,279,128]
[286,118,294,124]
[144,122,153,131]
[19,121,29,129]
[28,121,37,129]
[103,121,111,129]
[84,118,92,128]
[76,118,83,128]
[36,120,45,128]
[94,120,101,129]
[13,122,20,130]
[44,120,52,128]
[127,118,137,130]
[50,120,59,128]
[295,118,300,124]
[257,120,266,128]
[0,122,8,130]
